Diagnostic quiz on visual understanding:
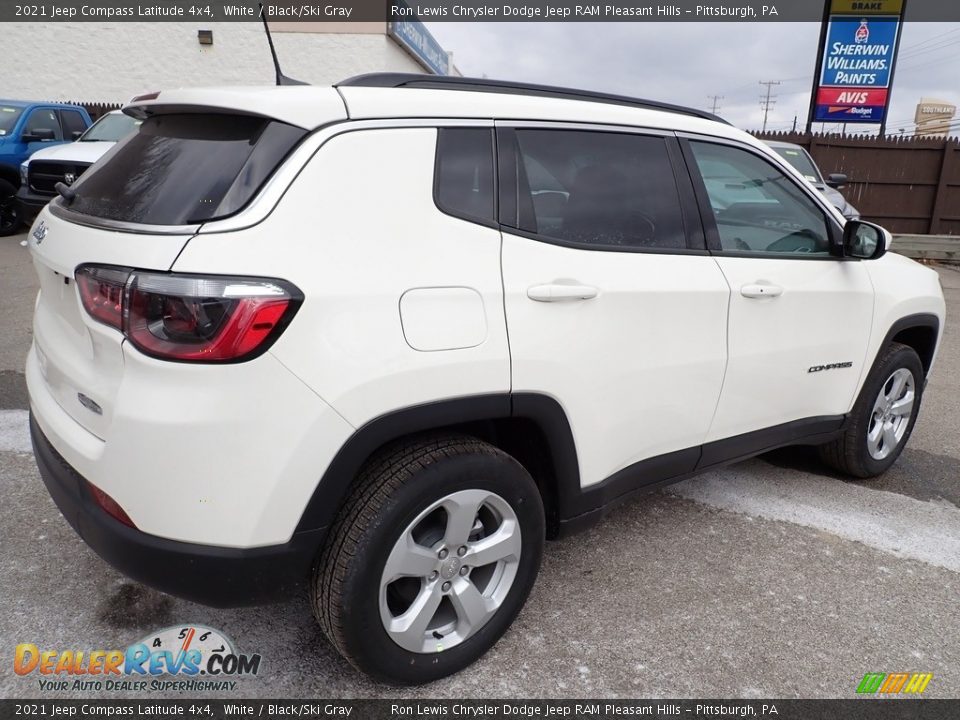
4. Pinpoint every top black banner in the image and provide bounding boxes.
[4,0,960,22]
